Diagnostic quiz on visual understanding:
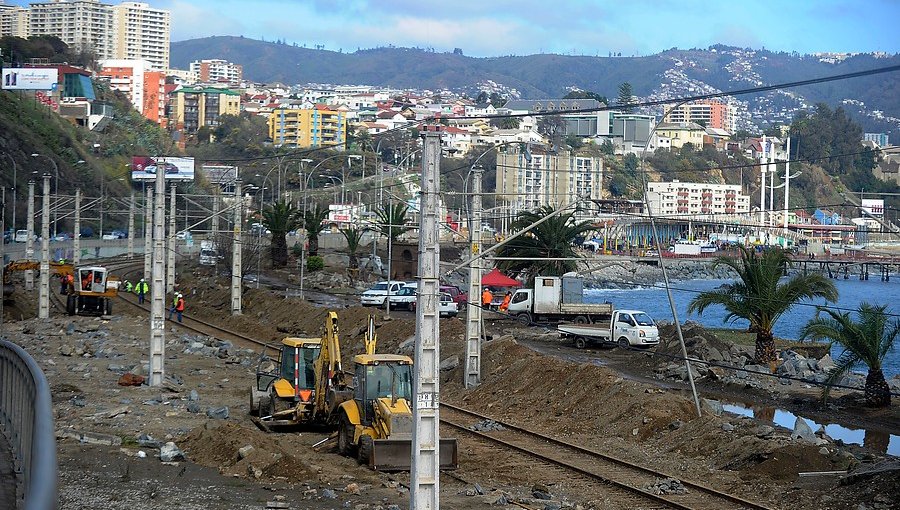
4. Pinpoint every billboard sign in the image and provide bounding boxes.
[201,164,238,184]
[861,199,884,217]
[131,156,195,181]
[2,68,58,90]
